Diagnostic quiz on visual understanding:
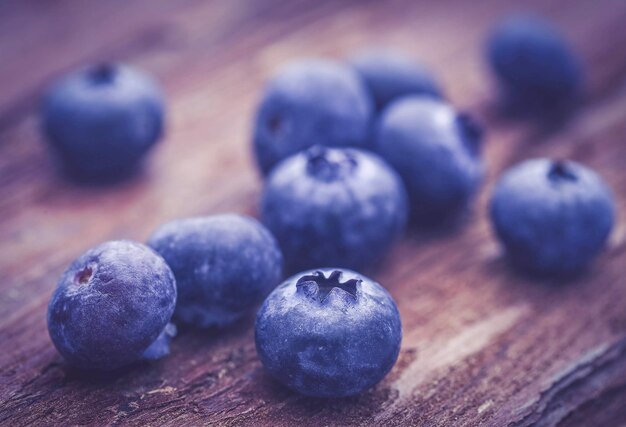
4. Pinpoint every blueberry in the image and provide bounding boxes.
[252,59,372,175]
[47,240,177,371]
[348,49,442,112]
[486,15,583,111]
[261,146,408,273]
[375,97,483,223]
[41,62,165,181]
[148,214,283,328]
[490,159,615,276]
[255,268,402,397]
[141,323,177,361]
